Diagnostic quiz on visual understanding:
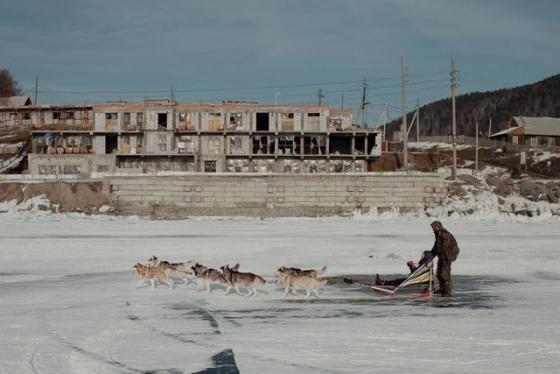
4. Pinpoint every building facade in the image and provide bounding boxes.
[490,116,560,148]
[0,100,381,175]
